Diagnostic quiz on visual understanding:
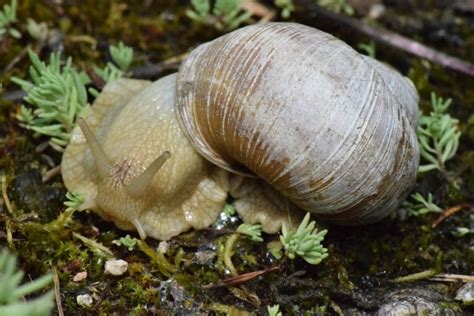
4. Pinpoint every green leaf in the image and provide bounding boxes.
[0,249,54,316]
[280,213,328,265]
